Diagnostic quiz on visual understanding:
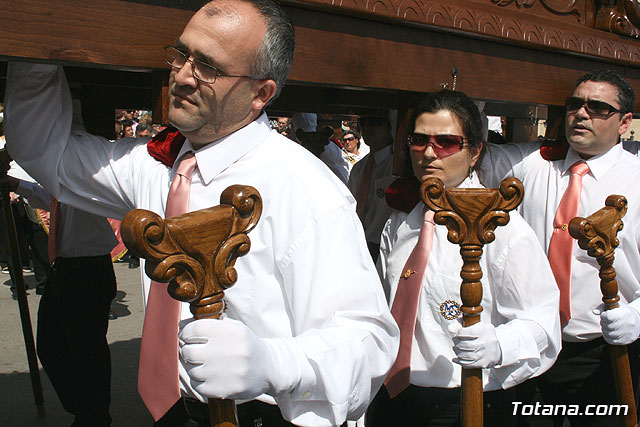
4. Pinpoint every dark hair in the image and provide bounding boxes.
[136,124,153,136]
[409,90,484,153]
[575,69,635,114]
[343,130,360,140]
[203,0,295,103]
